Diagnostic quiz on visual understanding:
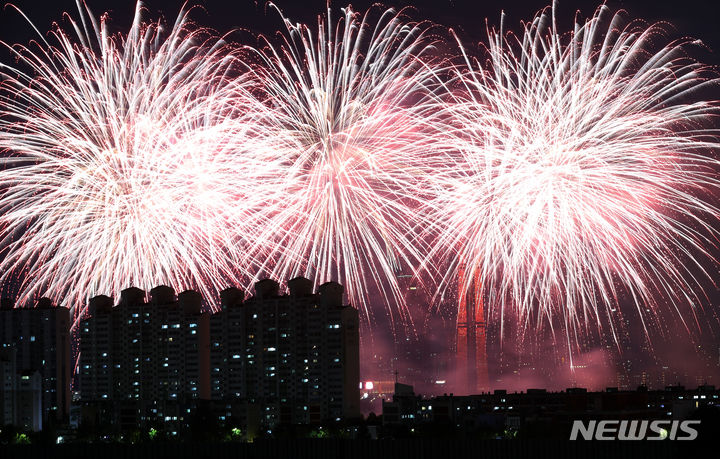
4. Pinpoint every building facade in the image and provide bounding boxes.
[210,278,360,428]
[0,298,71,426]
[0,347,17,426]
[78,286,209,429]
[76,278,360,431]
